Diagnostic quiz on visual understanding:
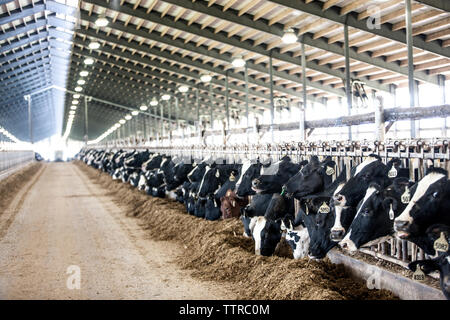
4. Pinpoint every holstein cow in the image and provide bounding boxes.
[248,216,283,256]
[408,225,450,300]
[329,155,395,242]
[281,215,310,259]
[394,168,450,241]
[339,177,414,253]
